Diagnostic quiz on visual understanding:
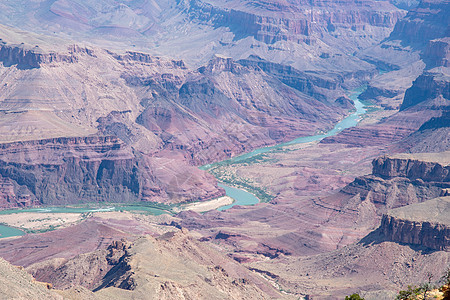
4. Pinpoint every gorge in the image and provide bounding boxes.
[0,0,448,299]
